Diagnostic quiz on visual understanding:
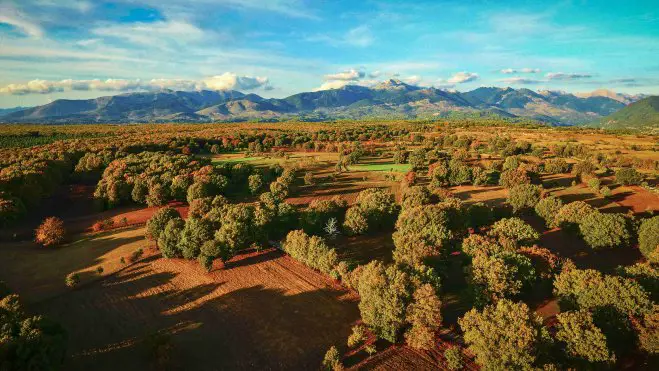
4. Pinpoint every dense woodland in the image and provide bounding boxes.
[0,120,658,370]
